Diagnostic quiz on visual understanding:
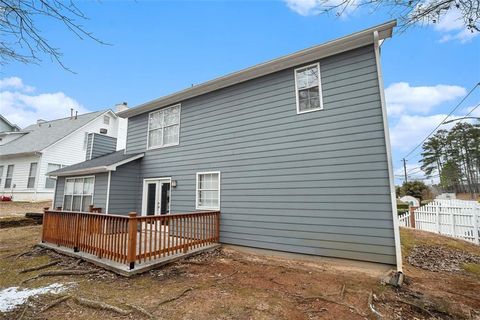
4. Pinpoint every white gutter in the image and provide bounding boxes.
[105,171,111,214]
[373,31,402,272]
